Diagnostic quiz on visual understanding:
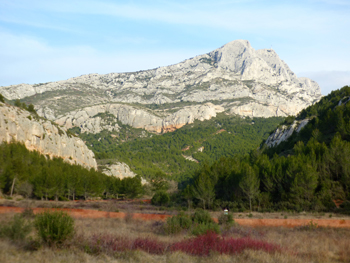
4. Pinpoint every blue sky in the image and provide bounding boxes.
[0,0,349,95]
